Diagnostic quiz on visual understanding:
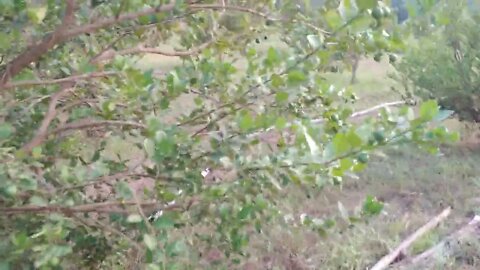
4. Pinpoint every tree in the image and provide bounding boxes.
[0,0,456,269]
